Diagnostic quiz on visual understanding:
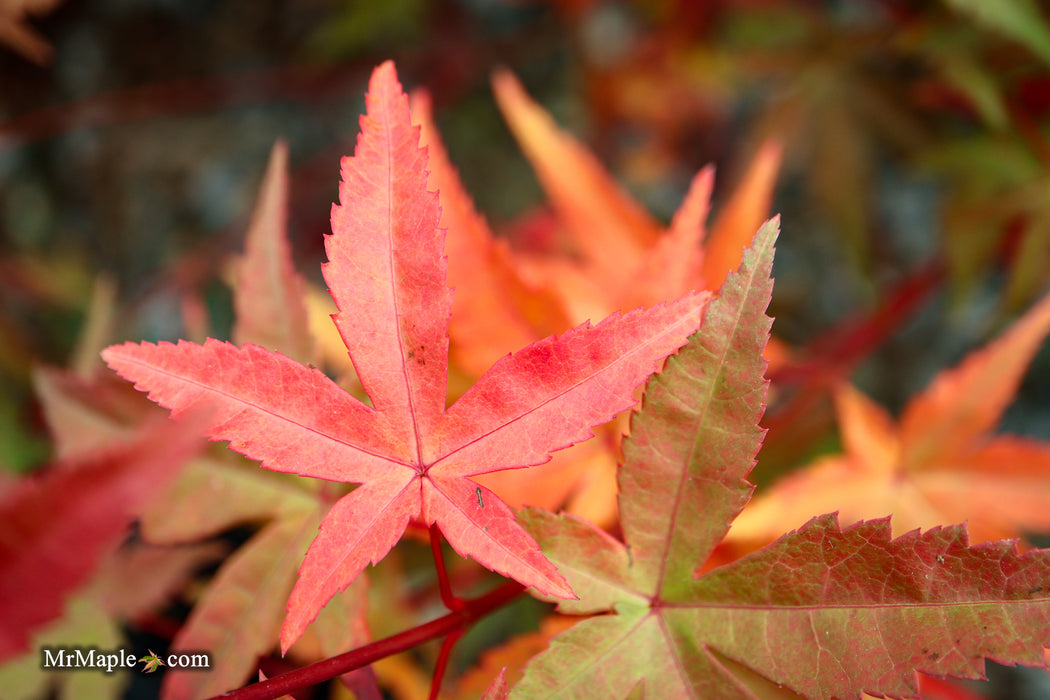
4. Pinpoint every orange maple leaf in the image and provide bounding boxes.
[731,288,1050,546]
[491,67,783,323]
